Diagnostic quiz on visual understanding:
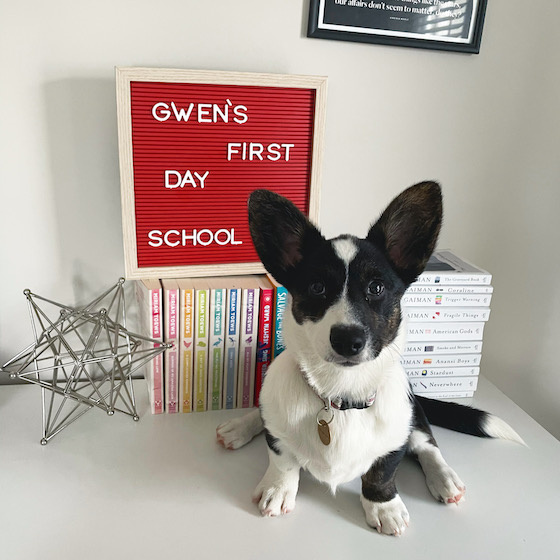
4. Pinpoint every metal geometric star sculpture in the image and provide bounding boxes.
[1,278,168,444]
